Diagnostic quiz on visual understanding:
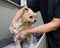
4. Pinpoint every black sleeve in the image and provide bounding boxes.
[54,0,60,18]
[27,0,39,12]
